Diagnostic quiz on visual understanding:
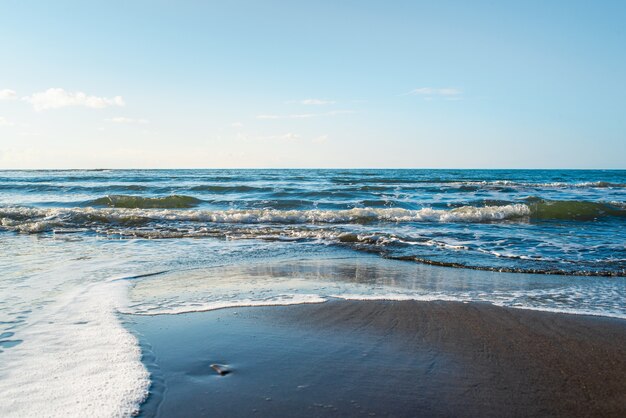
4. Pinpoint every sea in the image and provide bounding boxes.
[0,169,625,416]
